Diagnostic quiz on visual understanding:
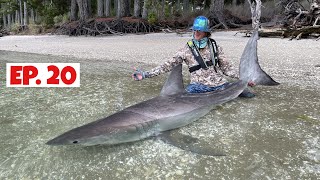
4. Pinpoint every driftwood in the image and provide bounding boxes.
[279,0,320,27]
[0,28,9,37]
[54,17,159,36]
[259,25,320,40]
[236,25,320,40]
